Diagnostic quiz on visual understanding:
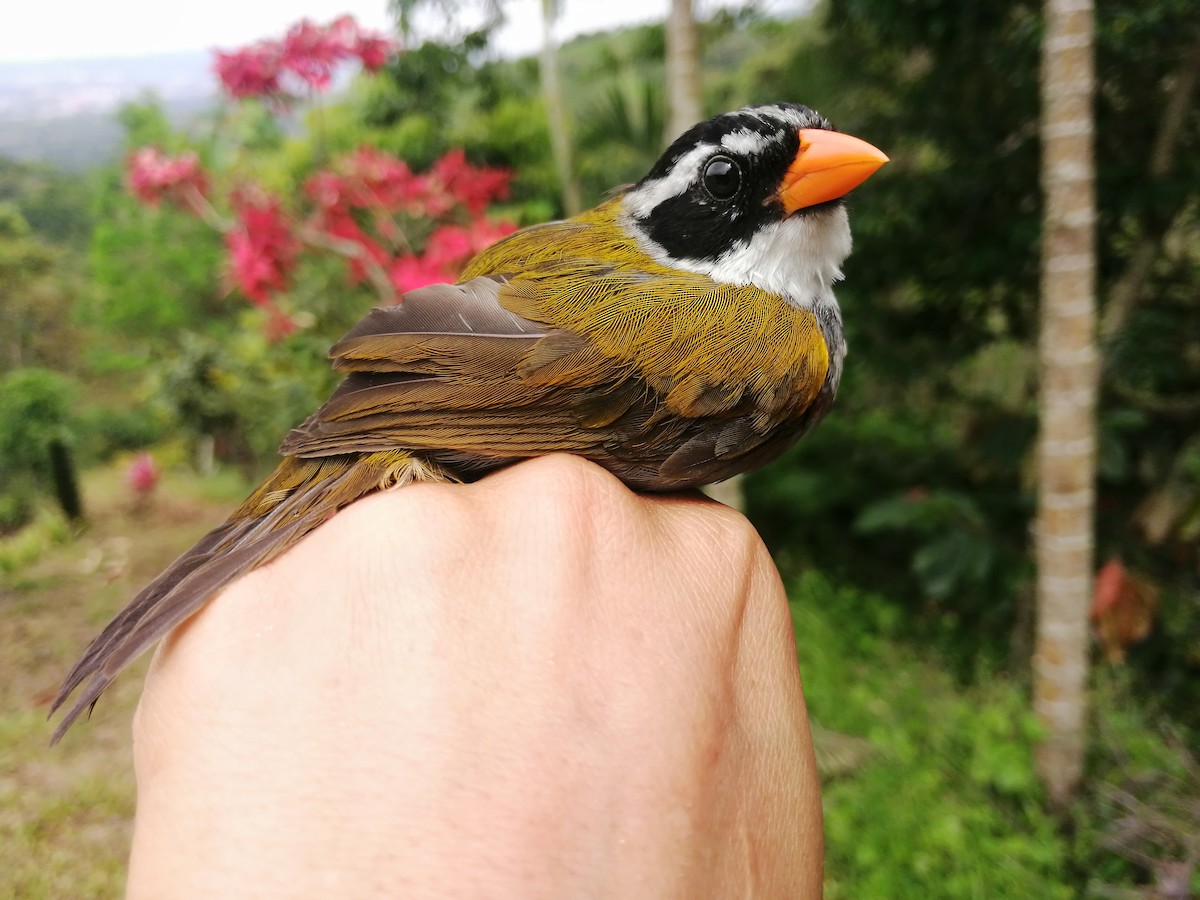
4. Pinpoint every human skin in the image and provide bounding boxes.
[127,454,823,899]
